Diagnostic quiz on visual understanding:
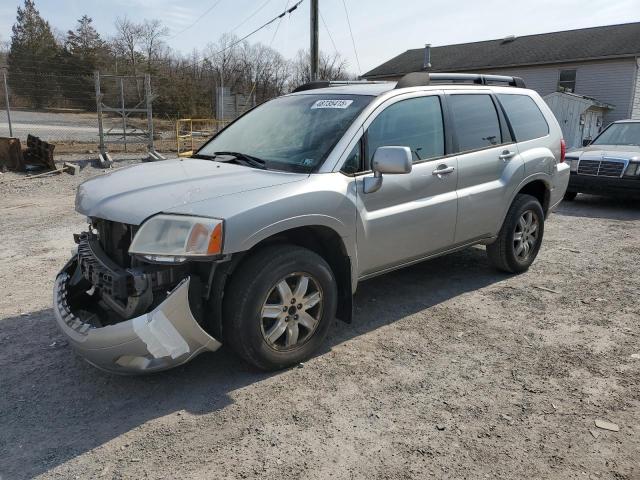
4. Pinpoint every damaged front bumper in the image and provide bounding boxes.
[53,259,222,374]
